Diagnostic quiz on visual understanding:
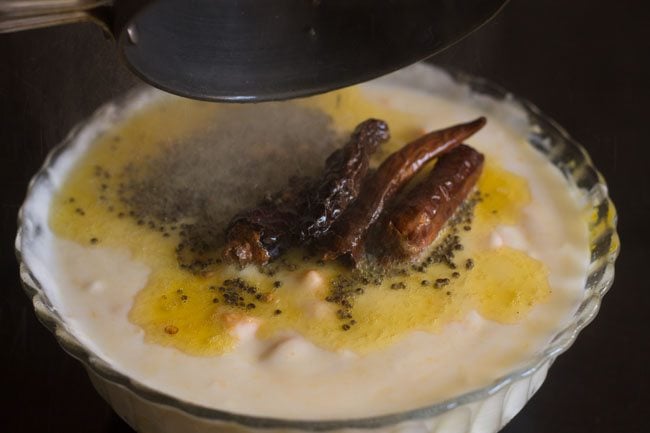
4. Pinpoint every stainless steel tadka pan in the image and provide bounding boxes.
[0,0,508,102]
